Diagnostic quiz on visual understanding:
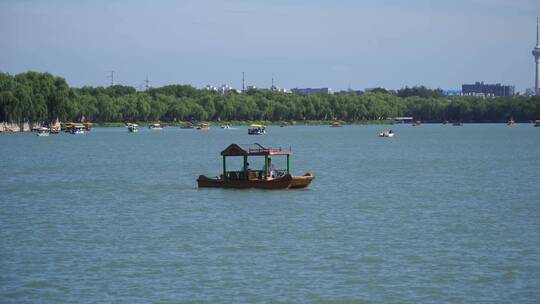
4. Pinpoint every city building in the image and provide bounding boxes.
[291,88,332,95]
[525,88,536,96]
[443,90,462,96]
[204,85,218,91]
[204,84,238,94]
[461,82,515,97]
[532,17,540,95]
